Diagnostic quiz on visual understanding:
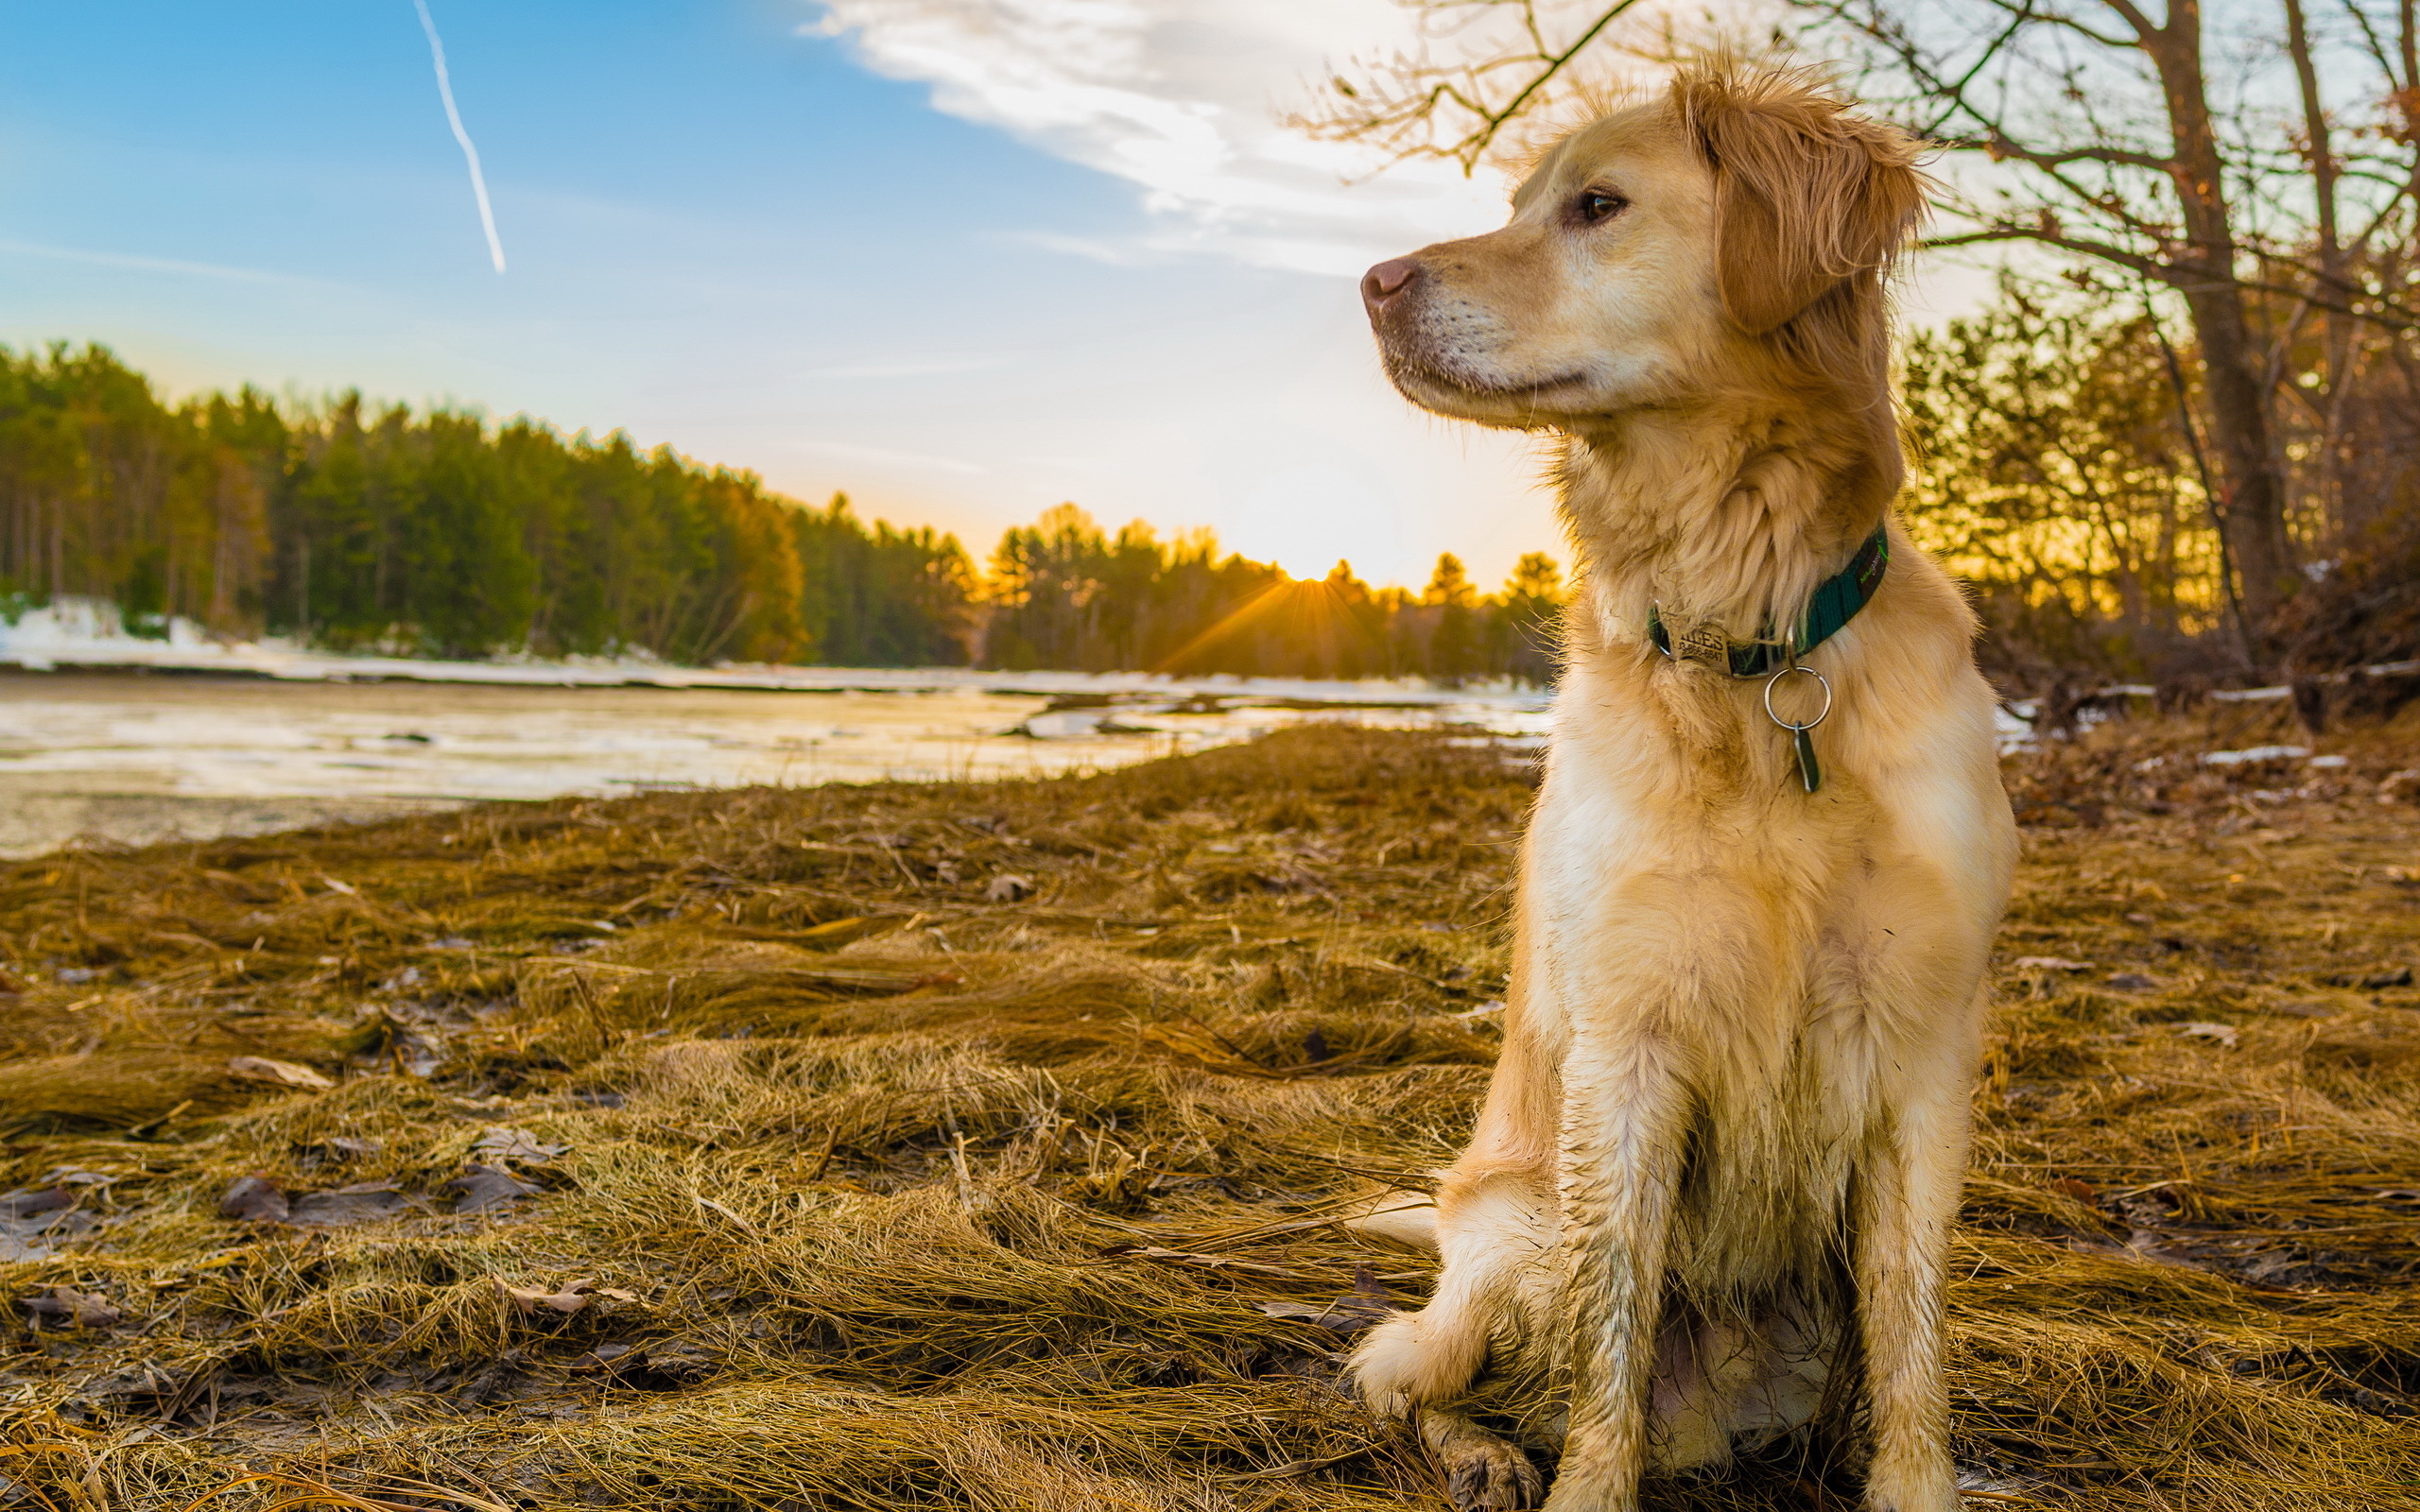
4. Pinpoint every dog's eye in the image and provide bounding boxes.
[1575,188,1629,225]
